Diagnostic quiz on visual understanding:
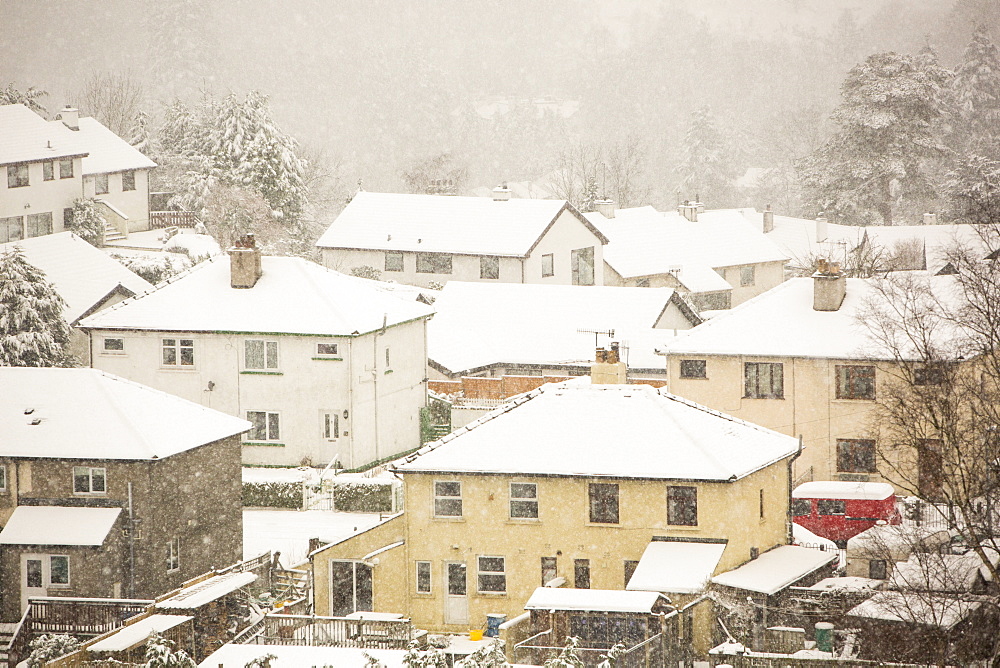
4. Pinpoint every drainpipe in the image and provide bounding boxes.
[127,482,136,598]
[788,436,804,544]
